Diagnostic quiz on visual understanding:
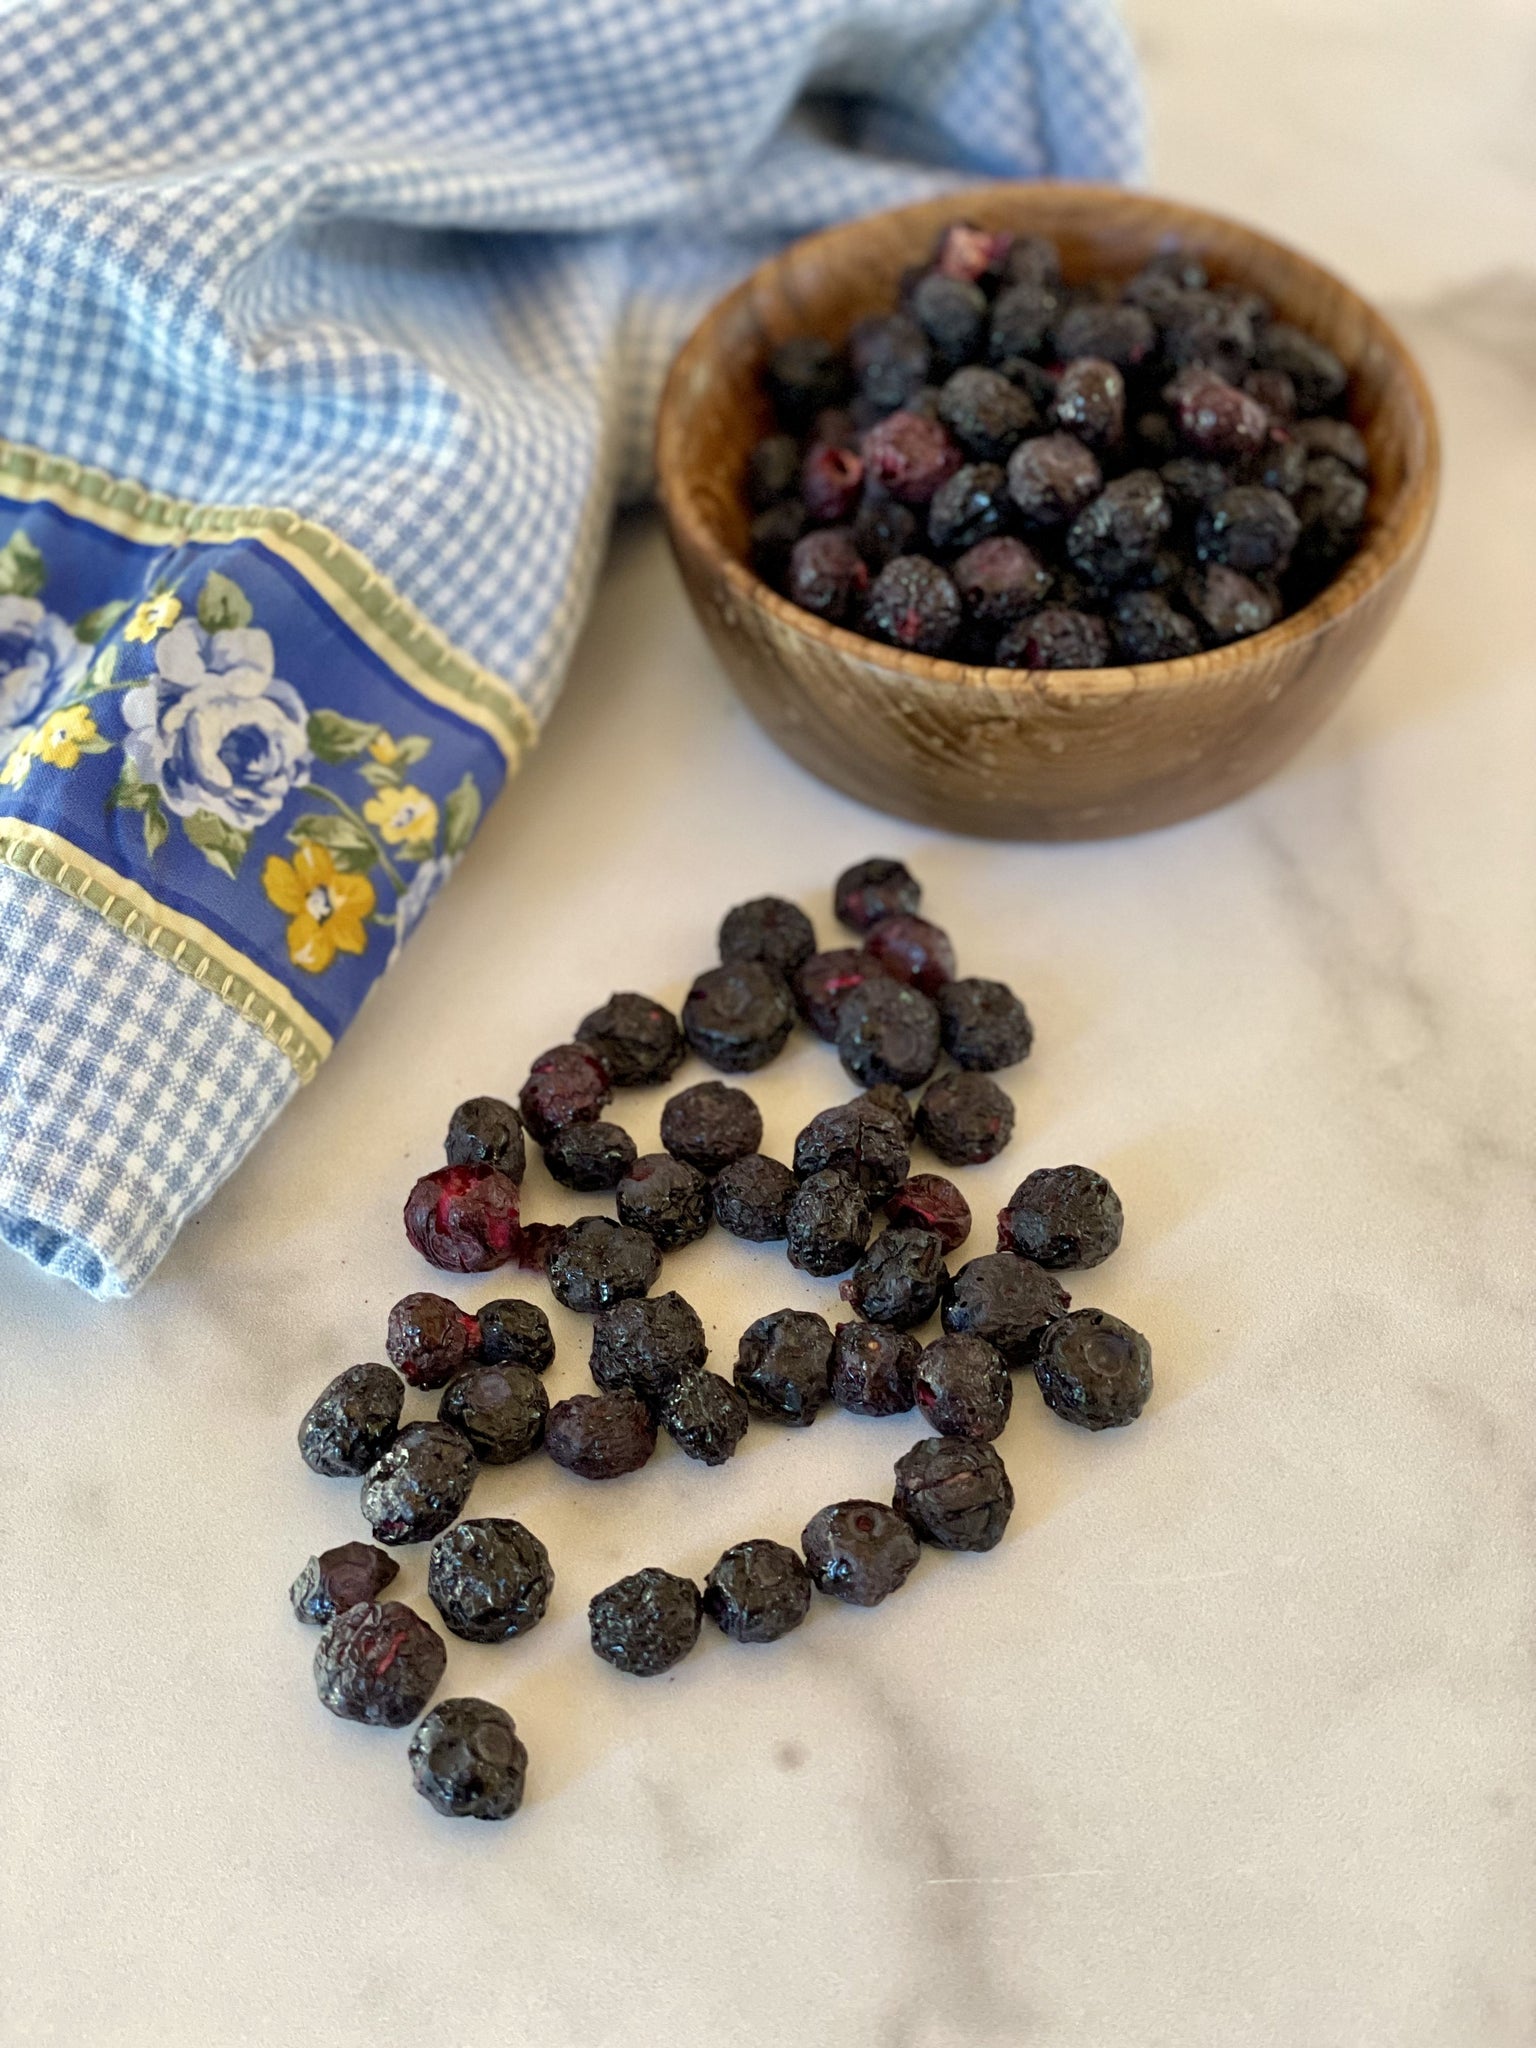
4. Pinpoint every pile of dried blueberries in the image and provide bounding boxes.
[292,856,1152,1821]
[747,221,1371,666]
